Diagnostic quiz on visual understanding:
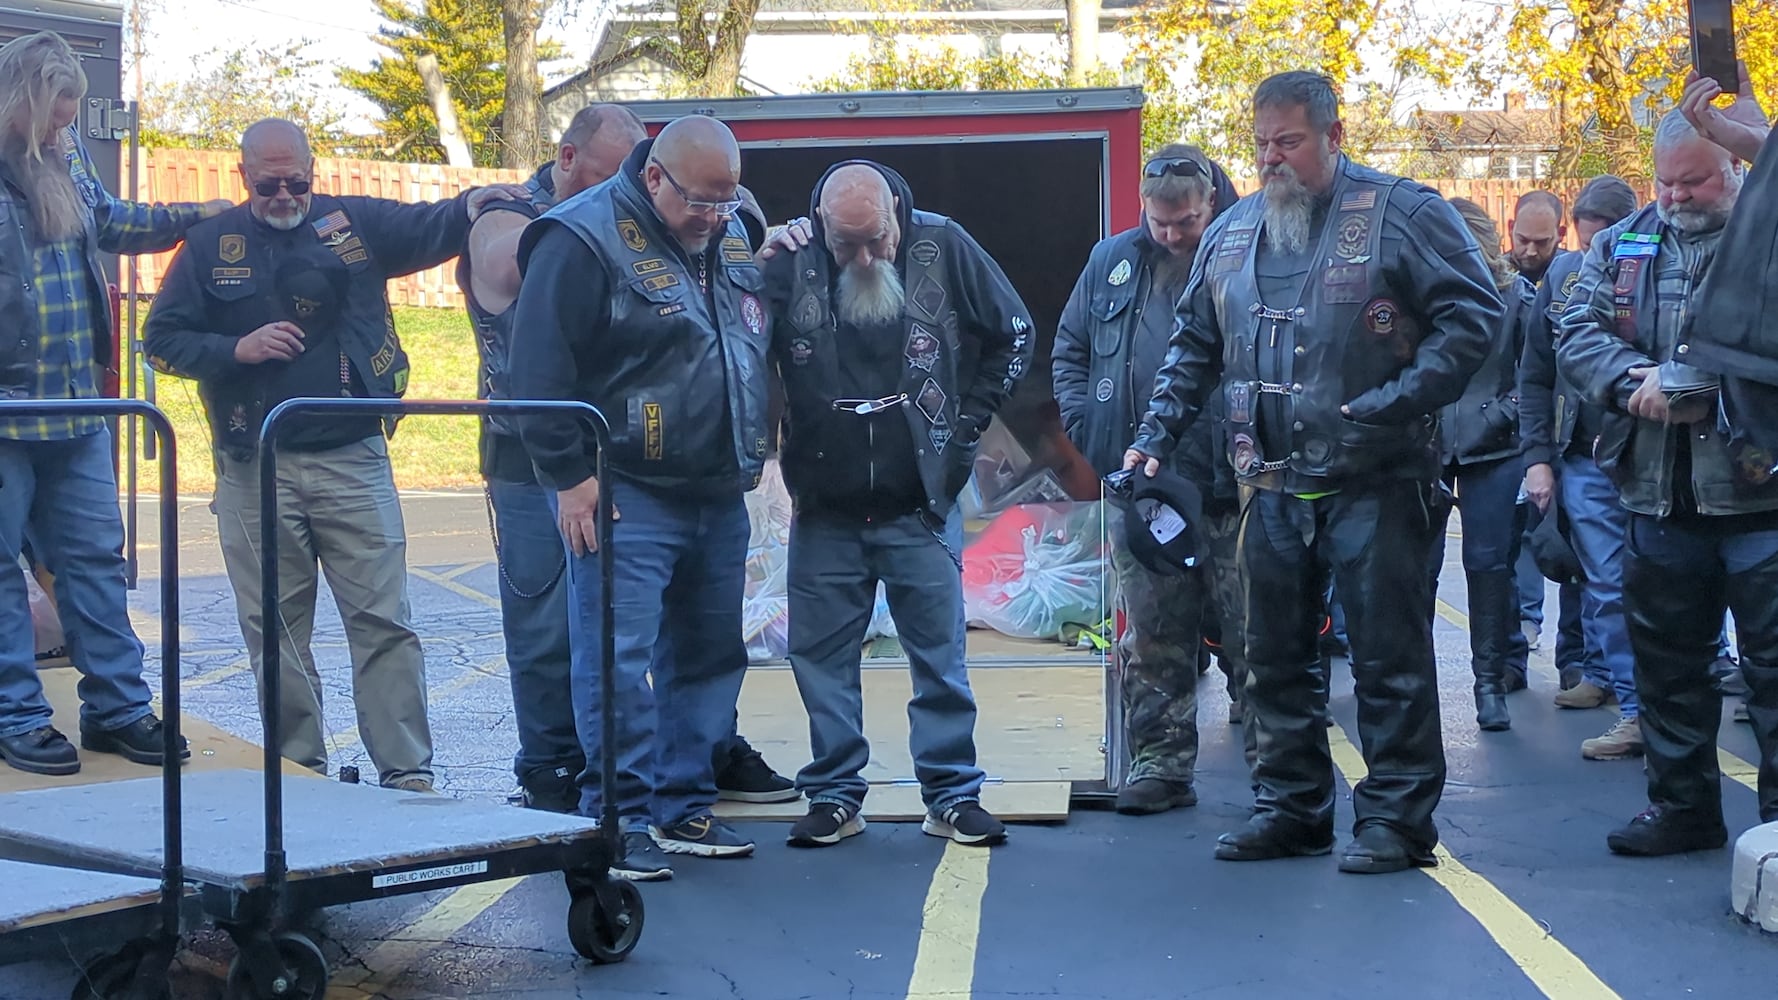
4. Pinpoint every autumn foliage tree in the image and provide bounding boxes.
[1496,0,1778,180]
